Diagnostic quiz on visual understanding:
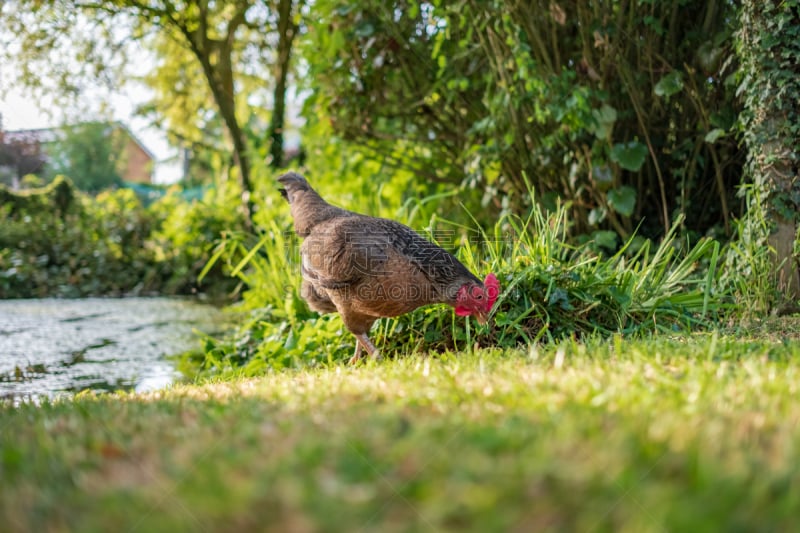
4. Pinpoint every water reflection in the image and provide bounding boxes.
[0,298,224,403]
